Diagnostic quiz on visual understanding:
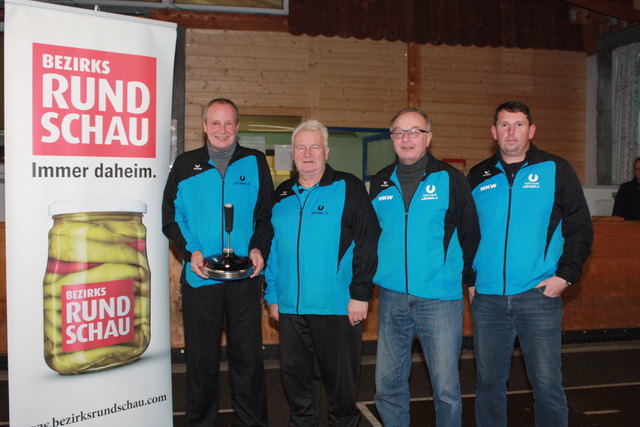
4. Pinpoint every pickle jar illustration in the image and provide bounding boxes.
[43,200,151,374]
